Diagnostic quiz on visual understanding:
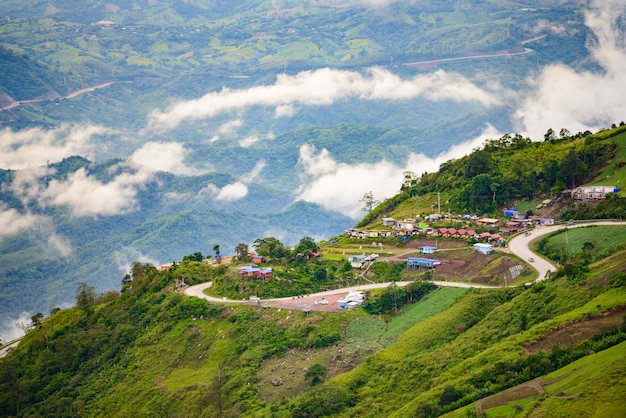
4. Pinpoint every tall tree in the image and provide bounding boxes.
[75,282,96,308]
[234,243,249,262]
[360,191,379,213]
